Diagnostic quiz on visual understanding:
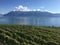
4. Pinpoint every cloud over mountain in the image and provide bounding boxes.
[14,5,54,13]
[14,5,44,11]
[14,5,32,11]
